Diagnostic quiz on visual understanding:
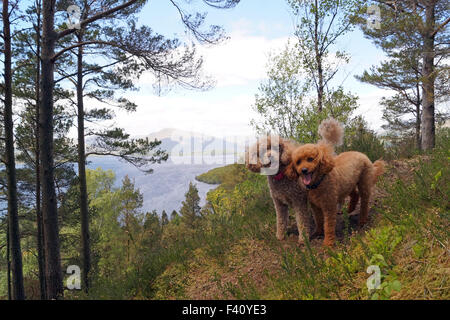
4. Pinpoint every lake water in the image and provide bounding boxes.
[87,155,240,214]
